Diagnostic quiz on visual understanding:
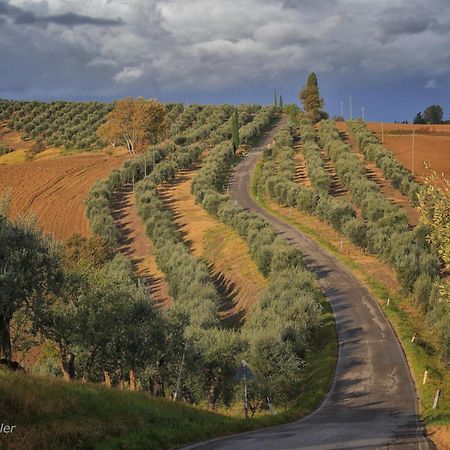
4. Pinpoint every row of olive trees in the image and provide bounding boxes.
[317,122,443,325]
[258,121,361,246]
[347,120,421,204]
[134,145,244,409]
[238,106,278,144]
[0,99,186,151]
[86,142,178,247]
[257,119,448,361]
[191,128,324,404]
[86,105,251,406]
